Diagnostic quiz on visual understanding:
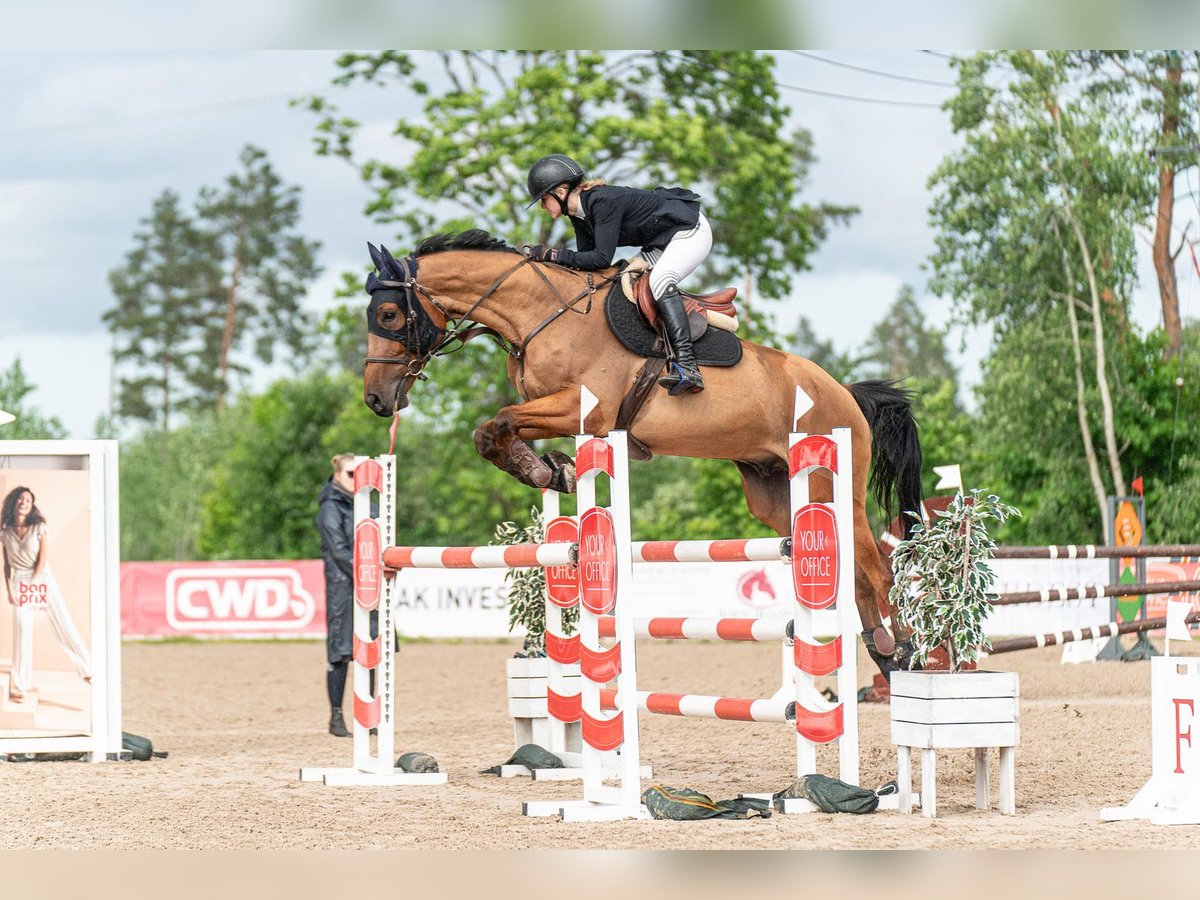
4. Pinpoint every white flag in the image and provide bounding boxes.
[579,385,599,434]
[933,464,963,492]
[0,409,14,427]
[793,386,814,426]
[1167,599,1194,643]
